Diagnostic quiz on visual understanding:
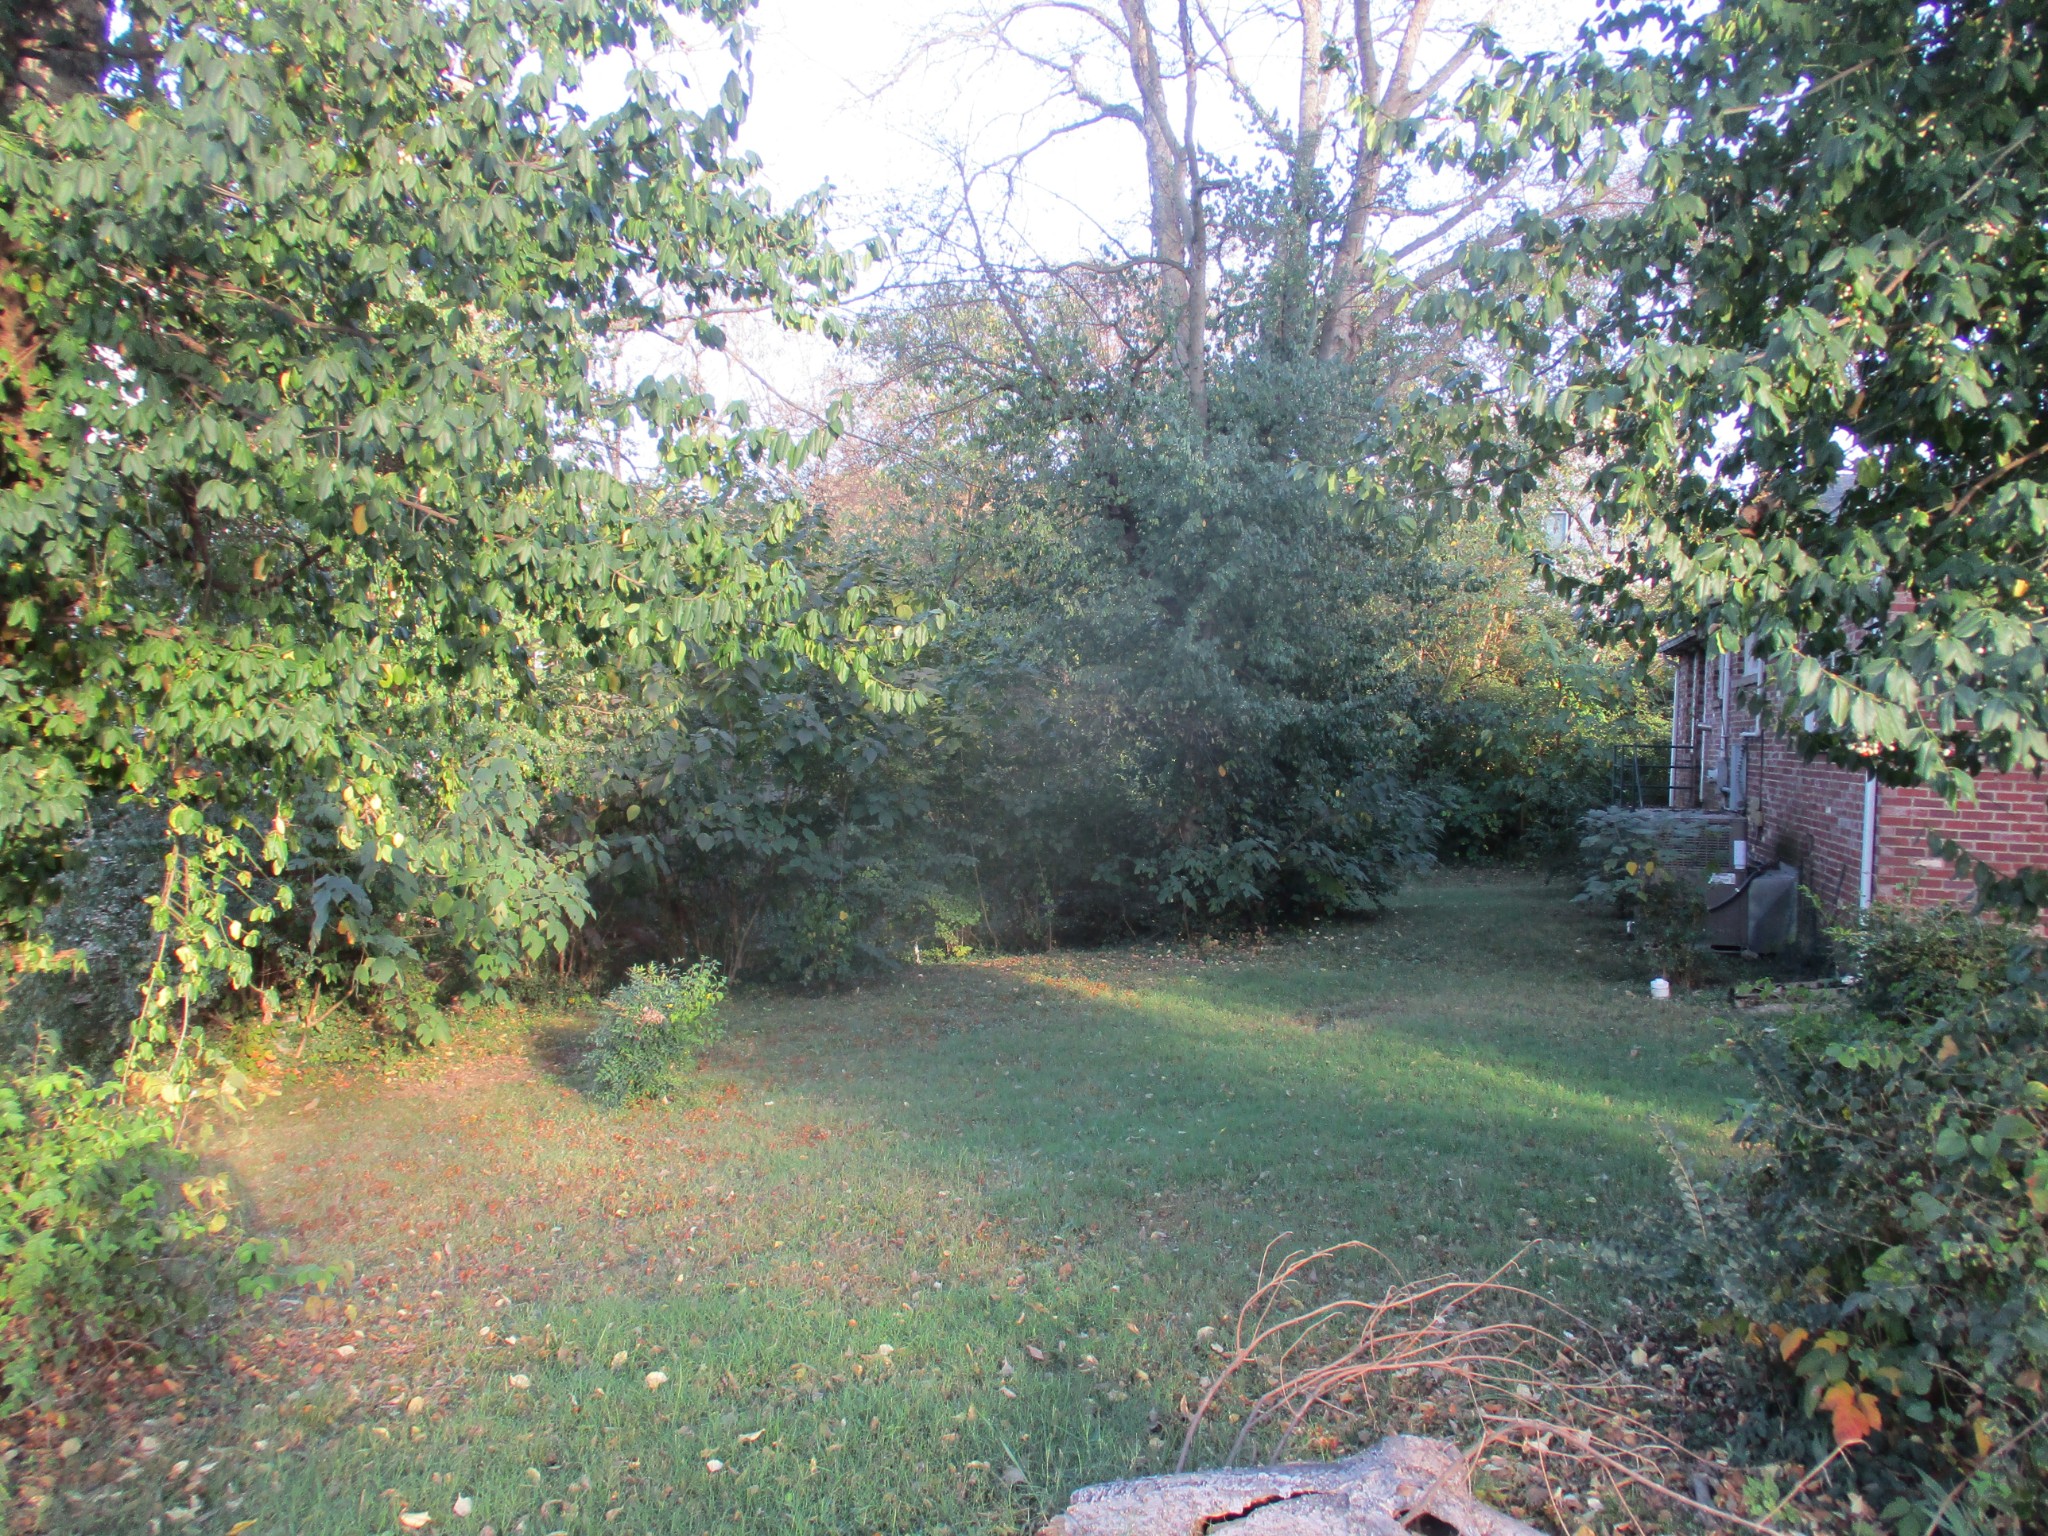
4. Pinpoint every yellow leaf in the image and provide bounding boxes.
[227,1524,258,1536]
[1624,860,1639,876]
[1975,1418,1996,1457]
[1938,1035,1960,1061]
[1778,1327,1809,1361]
[352,505,368,535]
